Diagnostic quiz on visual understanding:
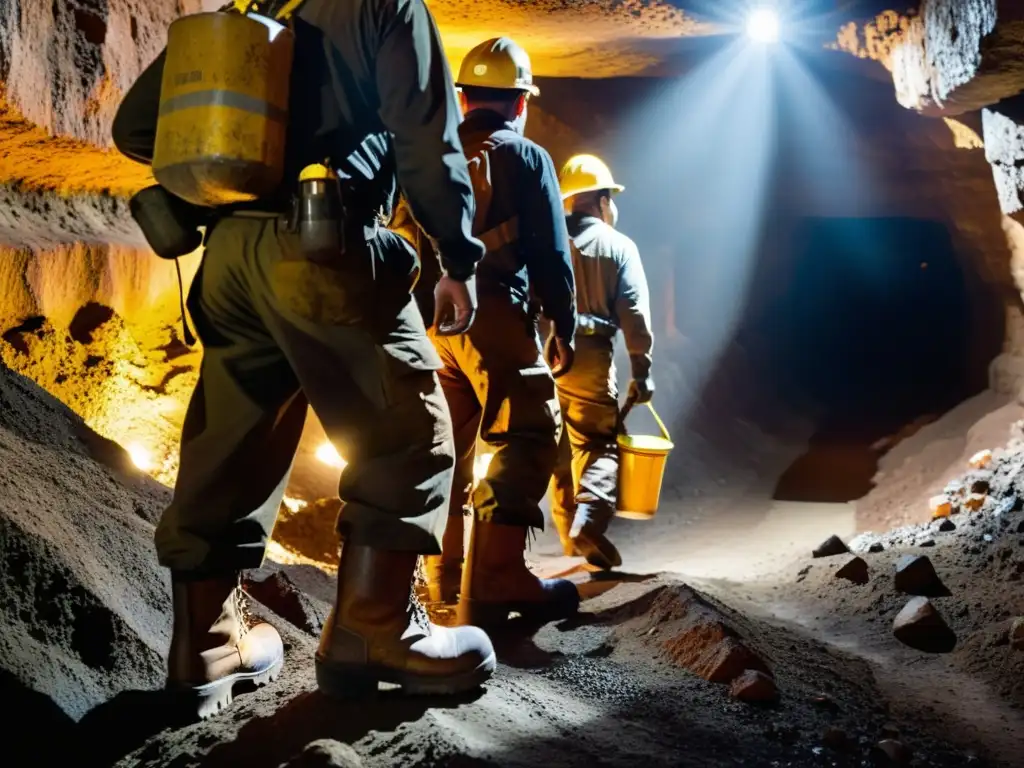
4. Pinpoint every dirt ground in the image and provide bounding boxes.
[3,356,1024,767]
